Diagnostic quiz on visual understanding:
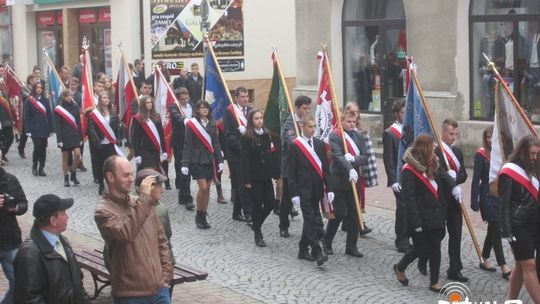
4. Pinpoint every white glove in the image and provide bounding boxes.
[25,133,31,137]
[414,227,423,232]
[237,126,247,135]
[504,236,516,244]
[135,156,142,165]
[181,167,189,175]
[291,196,300,208]
[57,142,63,148]
[161,153,168,161]
[327,192,335,203]
[349,169,358,183]
[452,186,462,202]
[391,183,401,193]
[344,153,355,163]
[447,170,457,180]
[218,163,224,172]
